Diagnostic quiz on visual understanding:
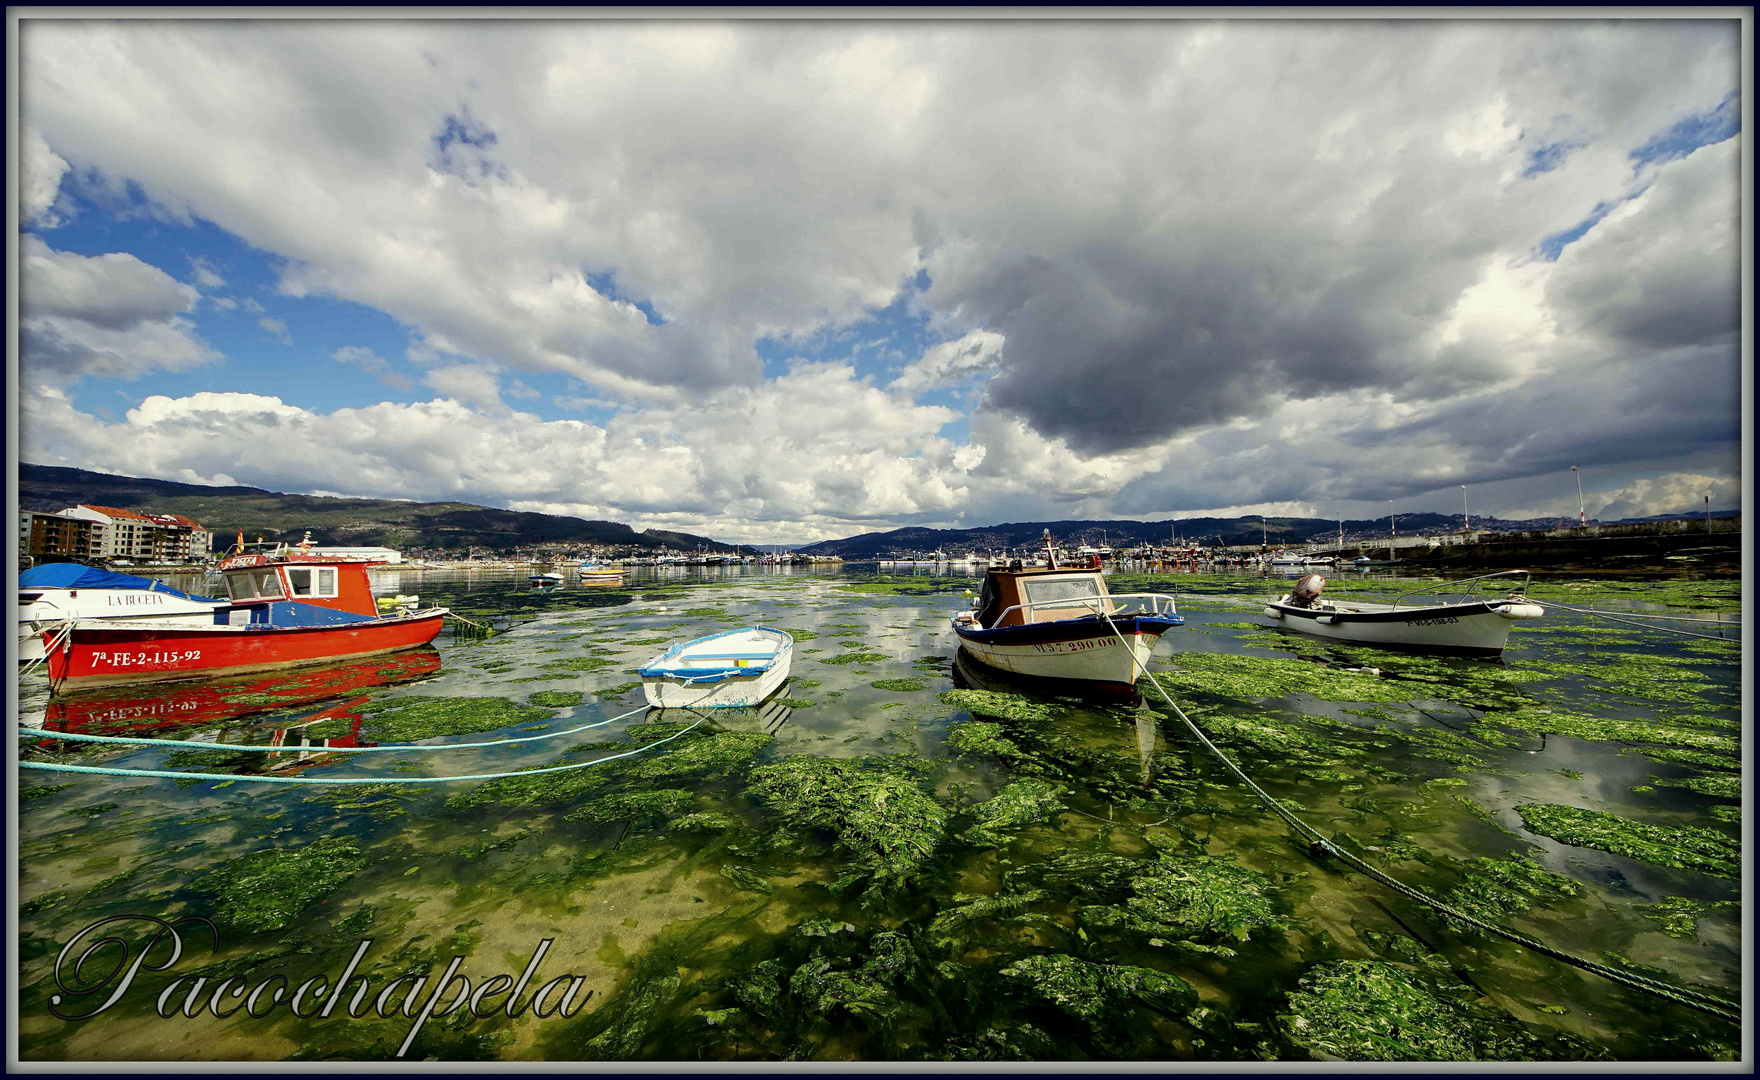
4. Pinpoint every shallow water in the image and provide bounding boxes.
[15,567,1743,1061]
